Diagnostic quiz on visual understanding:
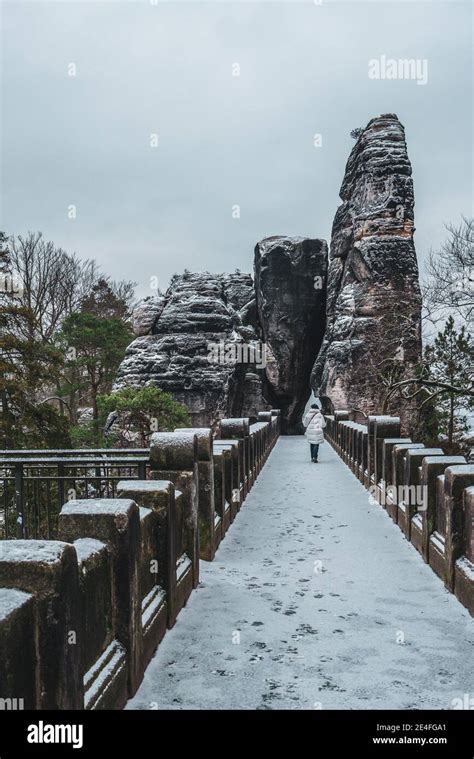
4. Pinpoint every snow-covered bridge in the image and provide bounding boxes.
[128,436,473,710]
[1,410,473,710]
